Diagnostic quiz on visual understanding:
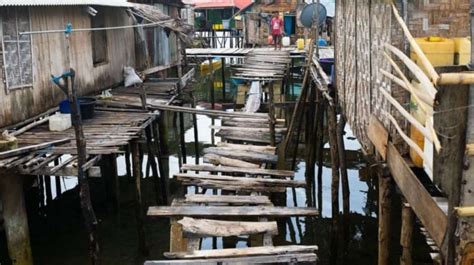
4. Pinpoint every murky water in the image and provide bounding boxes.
[0,70,433,265]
